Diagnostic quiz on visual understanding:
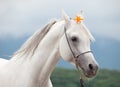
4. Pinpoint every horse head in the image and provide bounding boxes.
[59,11,98,78]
